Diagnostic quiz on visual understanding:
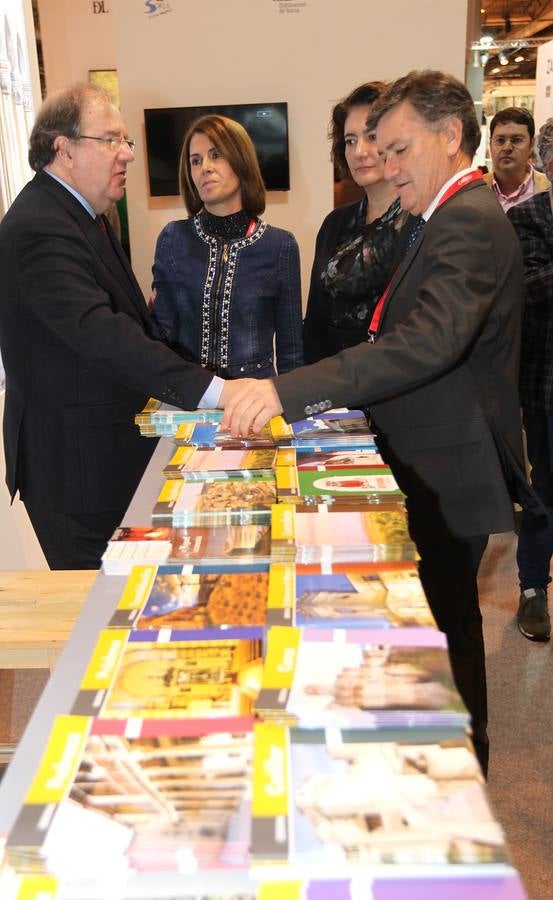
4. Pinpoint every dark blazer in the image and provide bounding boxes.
[0,172,212,515]
[507,190,553,412]
[275,180,533,541]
